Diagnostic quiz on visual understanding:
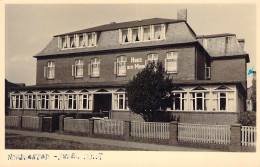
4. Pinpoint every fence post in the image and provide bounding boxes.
[88,118,95,136]
[169,121,178,145]
[18,116,22,130]
[59,115,66,133]
[229,124,242,152]
[123,121,131,140]
[38,116,43,132]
